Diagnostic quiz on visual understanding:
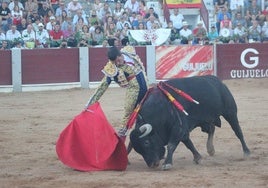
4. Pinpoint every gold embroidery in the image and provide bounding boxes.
[102,61,118,77]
